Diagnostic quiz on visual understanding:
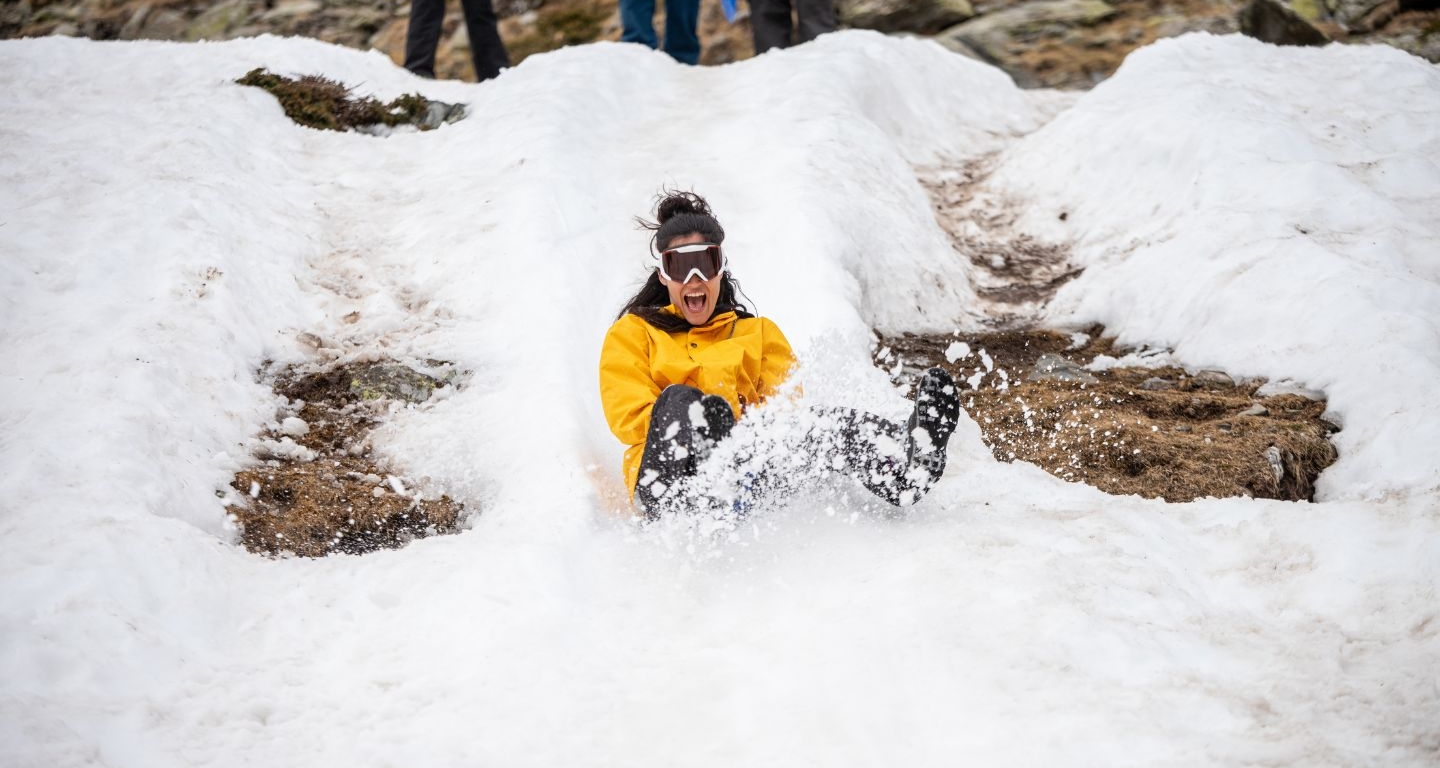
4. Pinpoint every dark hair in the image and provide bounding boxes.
[616,190,753,332]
